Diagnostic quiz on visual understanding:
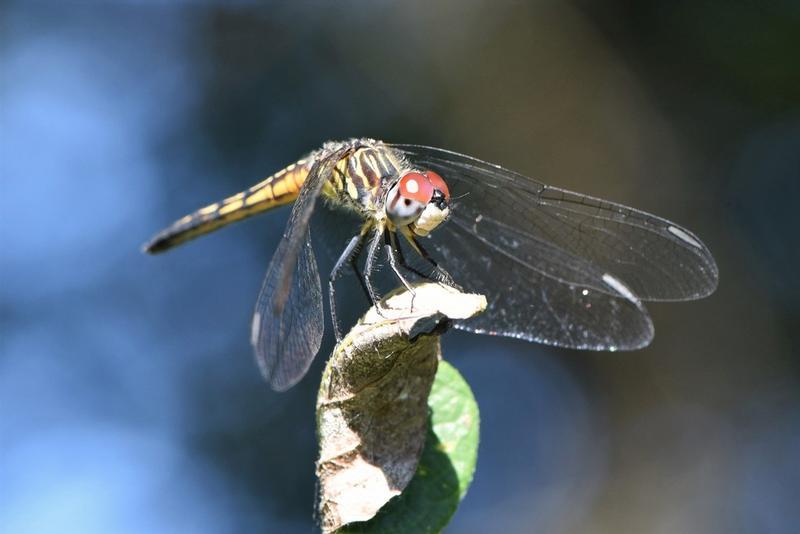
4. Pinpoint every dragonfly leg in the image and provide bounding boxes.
[329,233,368,342]
[389,231,430,281]
[384,231,417,310]
[406,234,462,290]
[362,227,386,316]
[347,239,373,306]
